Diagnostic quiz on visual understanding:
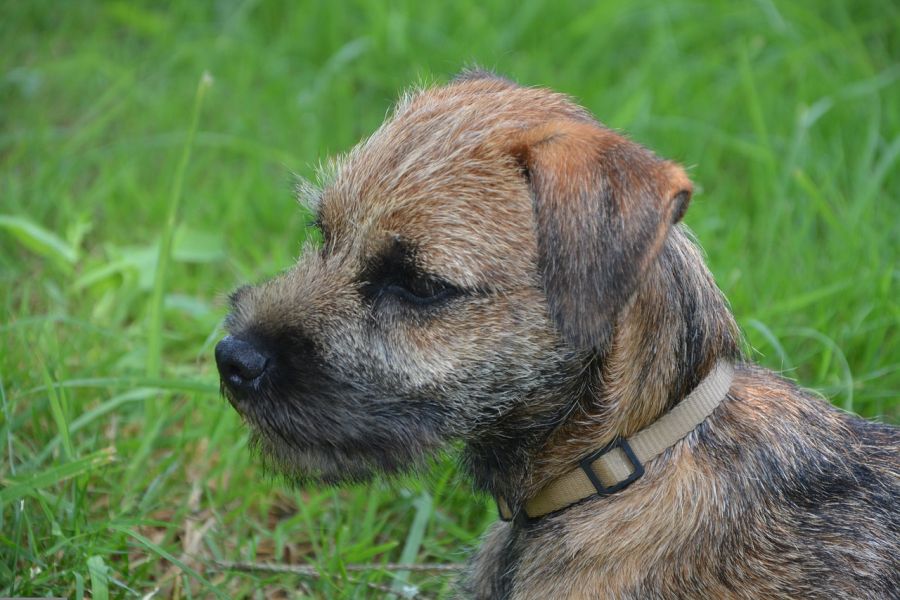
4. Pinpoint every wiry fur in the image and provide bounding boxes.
[219,72,900,598]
